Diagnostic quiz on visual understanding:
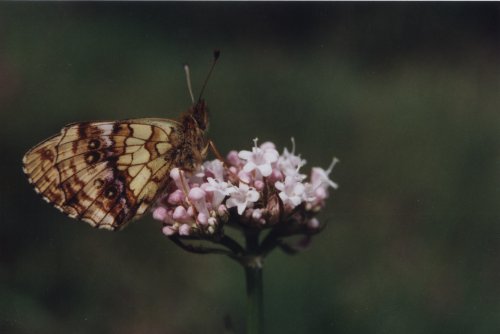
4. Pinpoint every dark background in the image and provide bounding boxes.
[1,3,499,333]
